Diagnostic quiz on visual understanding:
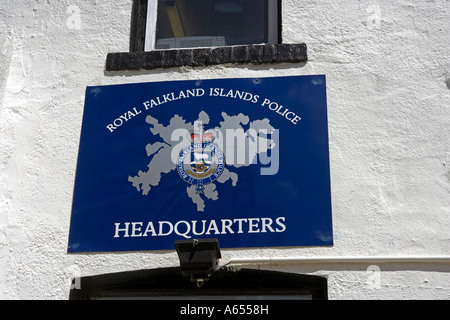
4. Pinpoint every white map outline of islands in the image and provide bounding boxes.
[128,111,276,212]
